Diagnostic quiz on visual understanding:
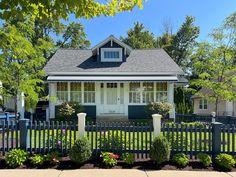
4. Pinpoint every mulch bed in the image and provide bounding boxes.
[0,156,236,171]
